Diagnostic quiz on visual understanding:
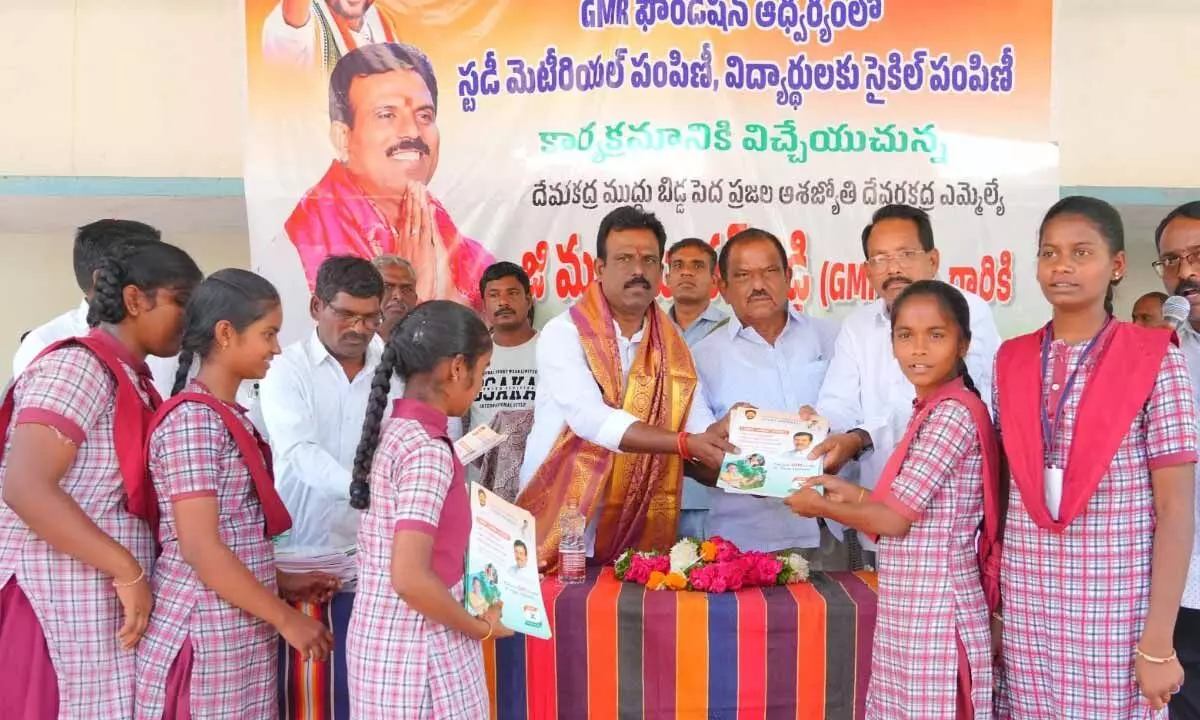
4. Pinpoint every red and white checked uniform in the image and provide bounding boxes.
[869,398,992,719]
[0,346,157,718]
[136,381,278,719]
[346,414,487,719]
[994,341,1198,719]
